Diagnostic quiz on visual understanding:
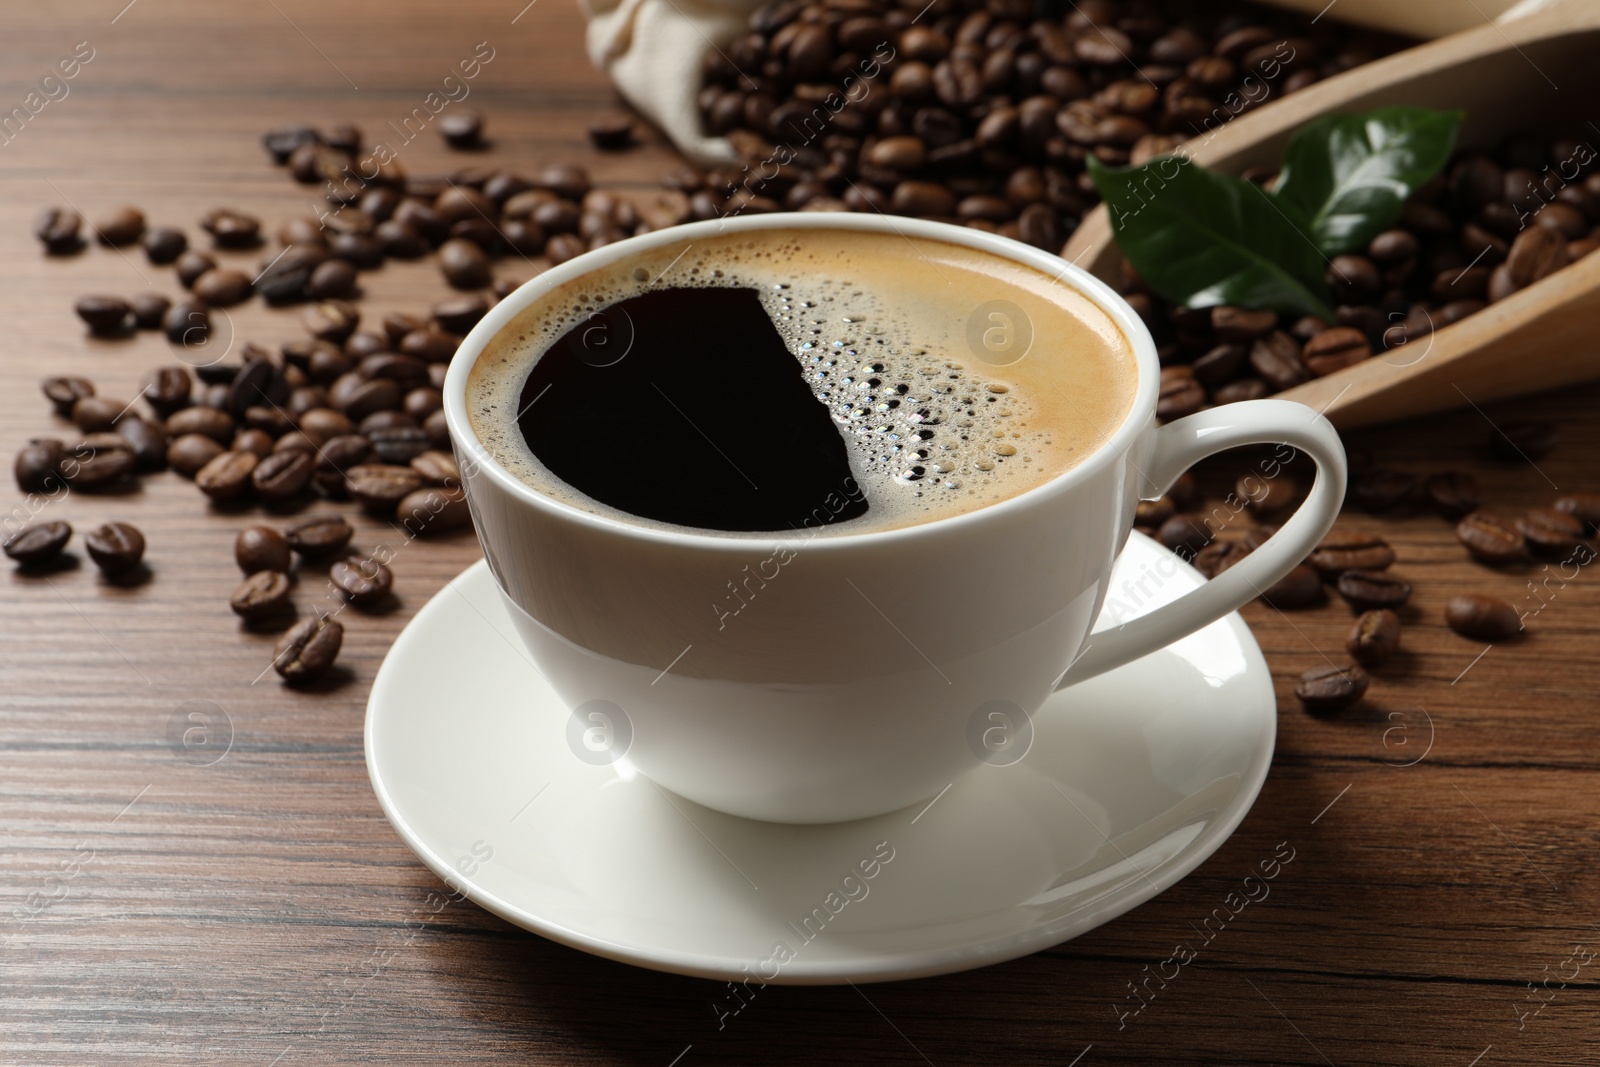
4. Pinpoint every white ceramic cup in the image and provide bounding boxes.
[443,213,1347,824]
